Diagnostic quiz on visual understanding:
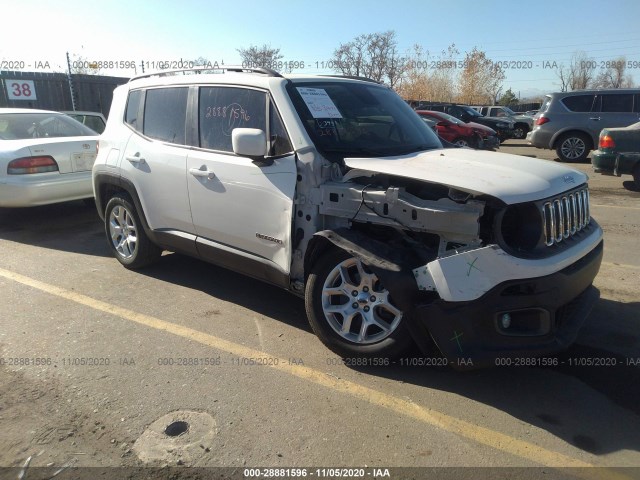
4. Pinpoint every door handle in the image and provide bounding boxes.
[589,117,601,121]
[189,167,215,180]
[125,153,146,164]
